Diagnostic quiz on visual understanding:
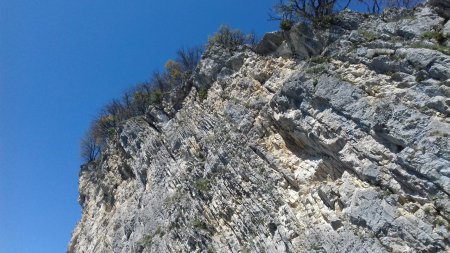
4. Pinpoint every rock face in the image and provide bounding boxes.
[429,0,450,19]
[69,2,450,253]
